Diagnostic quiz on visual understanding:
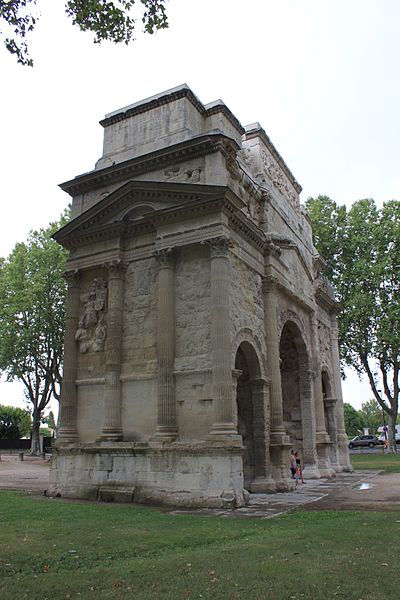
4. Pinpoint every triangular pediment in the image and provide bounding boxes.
[54,181,231,247]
